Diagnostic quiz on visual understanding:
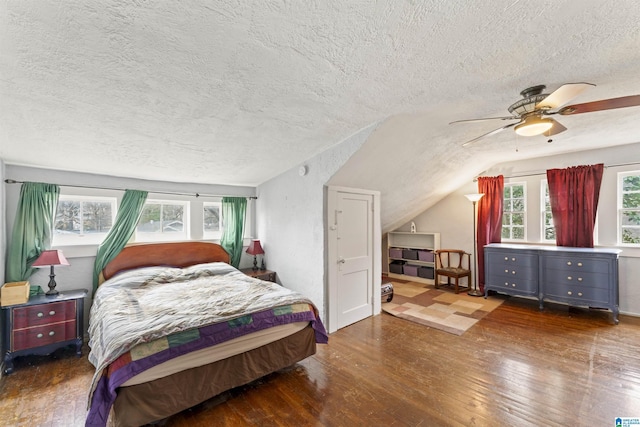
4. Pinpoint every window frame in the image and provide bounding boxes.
[202,201,223,240]
[540,179,555,243]
[502,182,527,241]
[618,171,640,246]
[53,194,118,246]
